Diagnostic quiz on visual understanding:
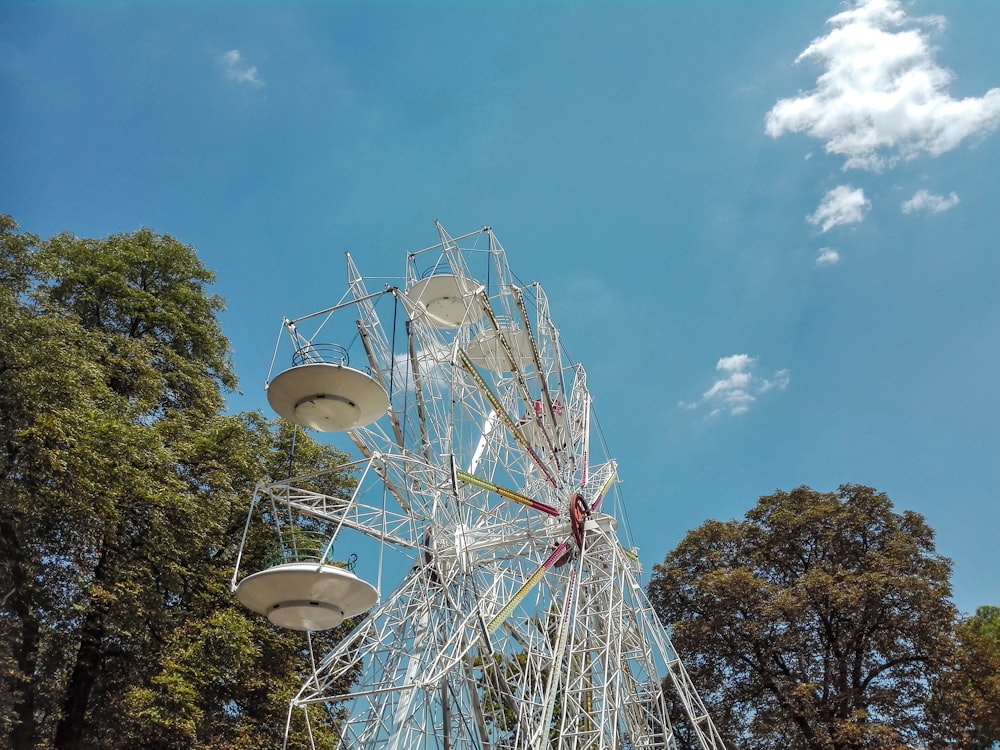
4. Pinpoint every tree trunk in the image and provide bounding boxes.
[53,545,112,750]
[10,613,40,749]
[1,509,41,749]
